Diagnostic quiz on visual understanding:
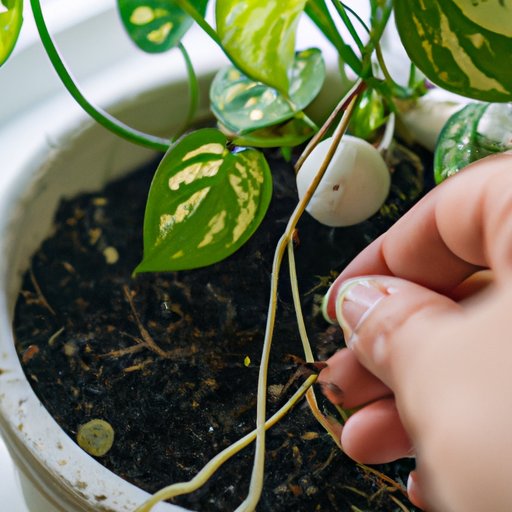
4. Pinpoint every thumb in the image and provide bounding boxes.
[324,276,462,389]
